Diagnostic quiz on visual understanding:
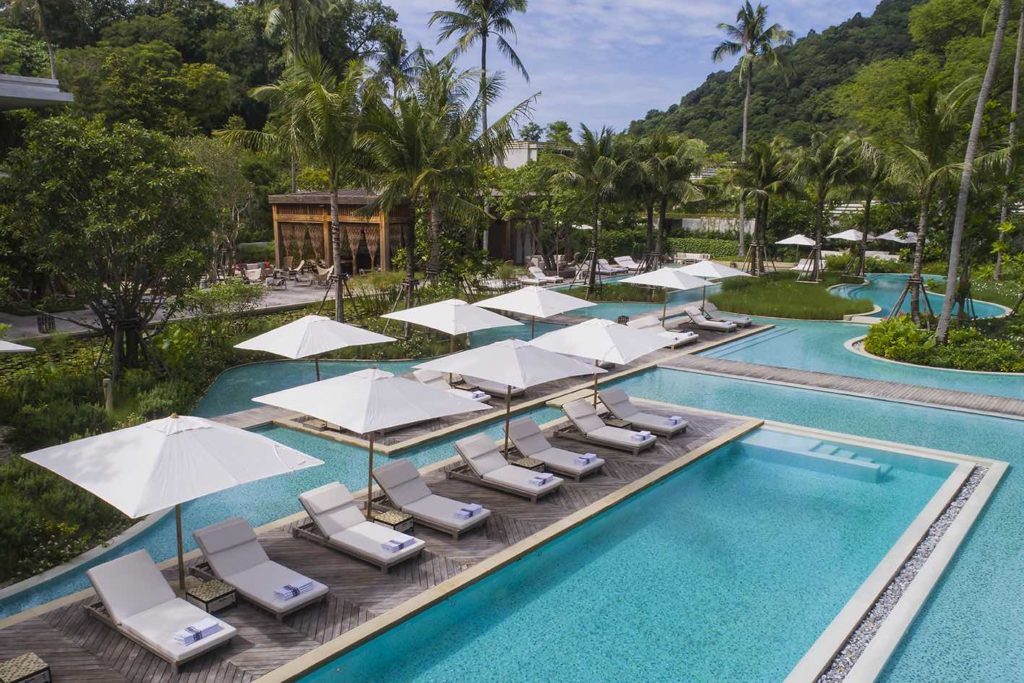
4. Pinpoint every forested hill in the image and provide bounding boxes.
[628,0,922,152]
